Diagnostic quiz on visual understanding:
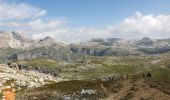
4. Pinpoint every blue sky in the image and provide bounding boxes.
[14,0,170,27]
[0,0,170,42]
